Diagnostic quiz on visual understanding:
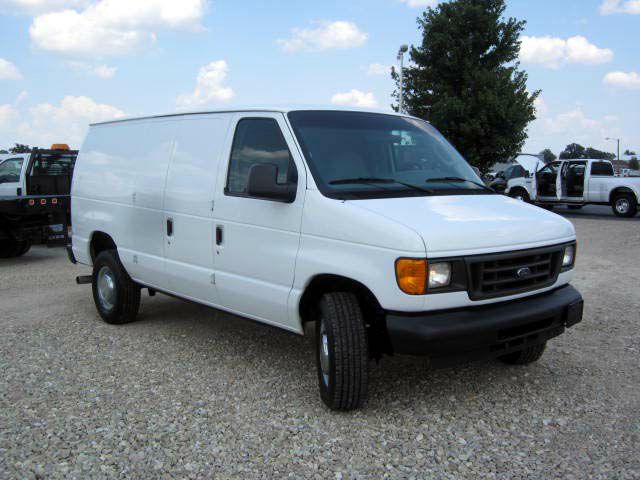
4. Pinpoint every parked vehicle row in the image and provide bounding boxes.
[69,107,583,410]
